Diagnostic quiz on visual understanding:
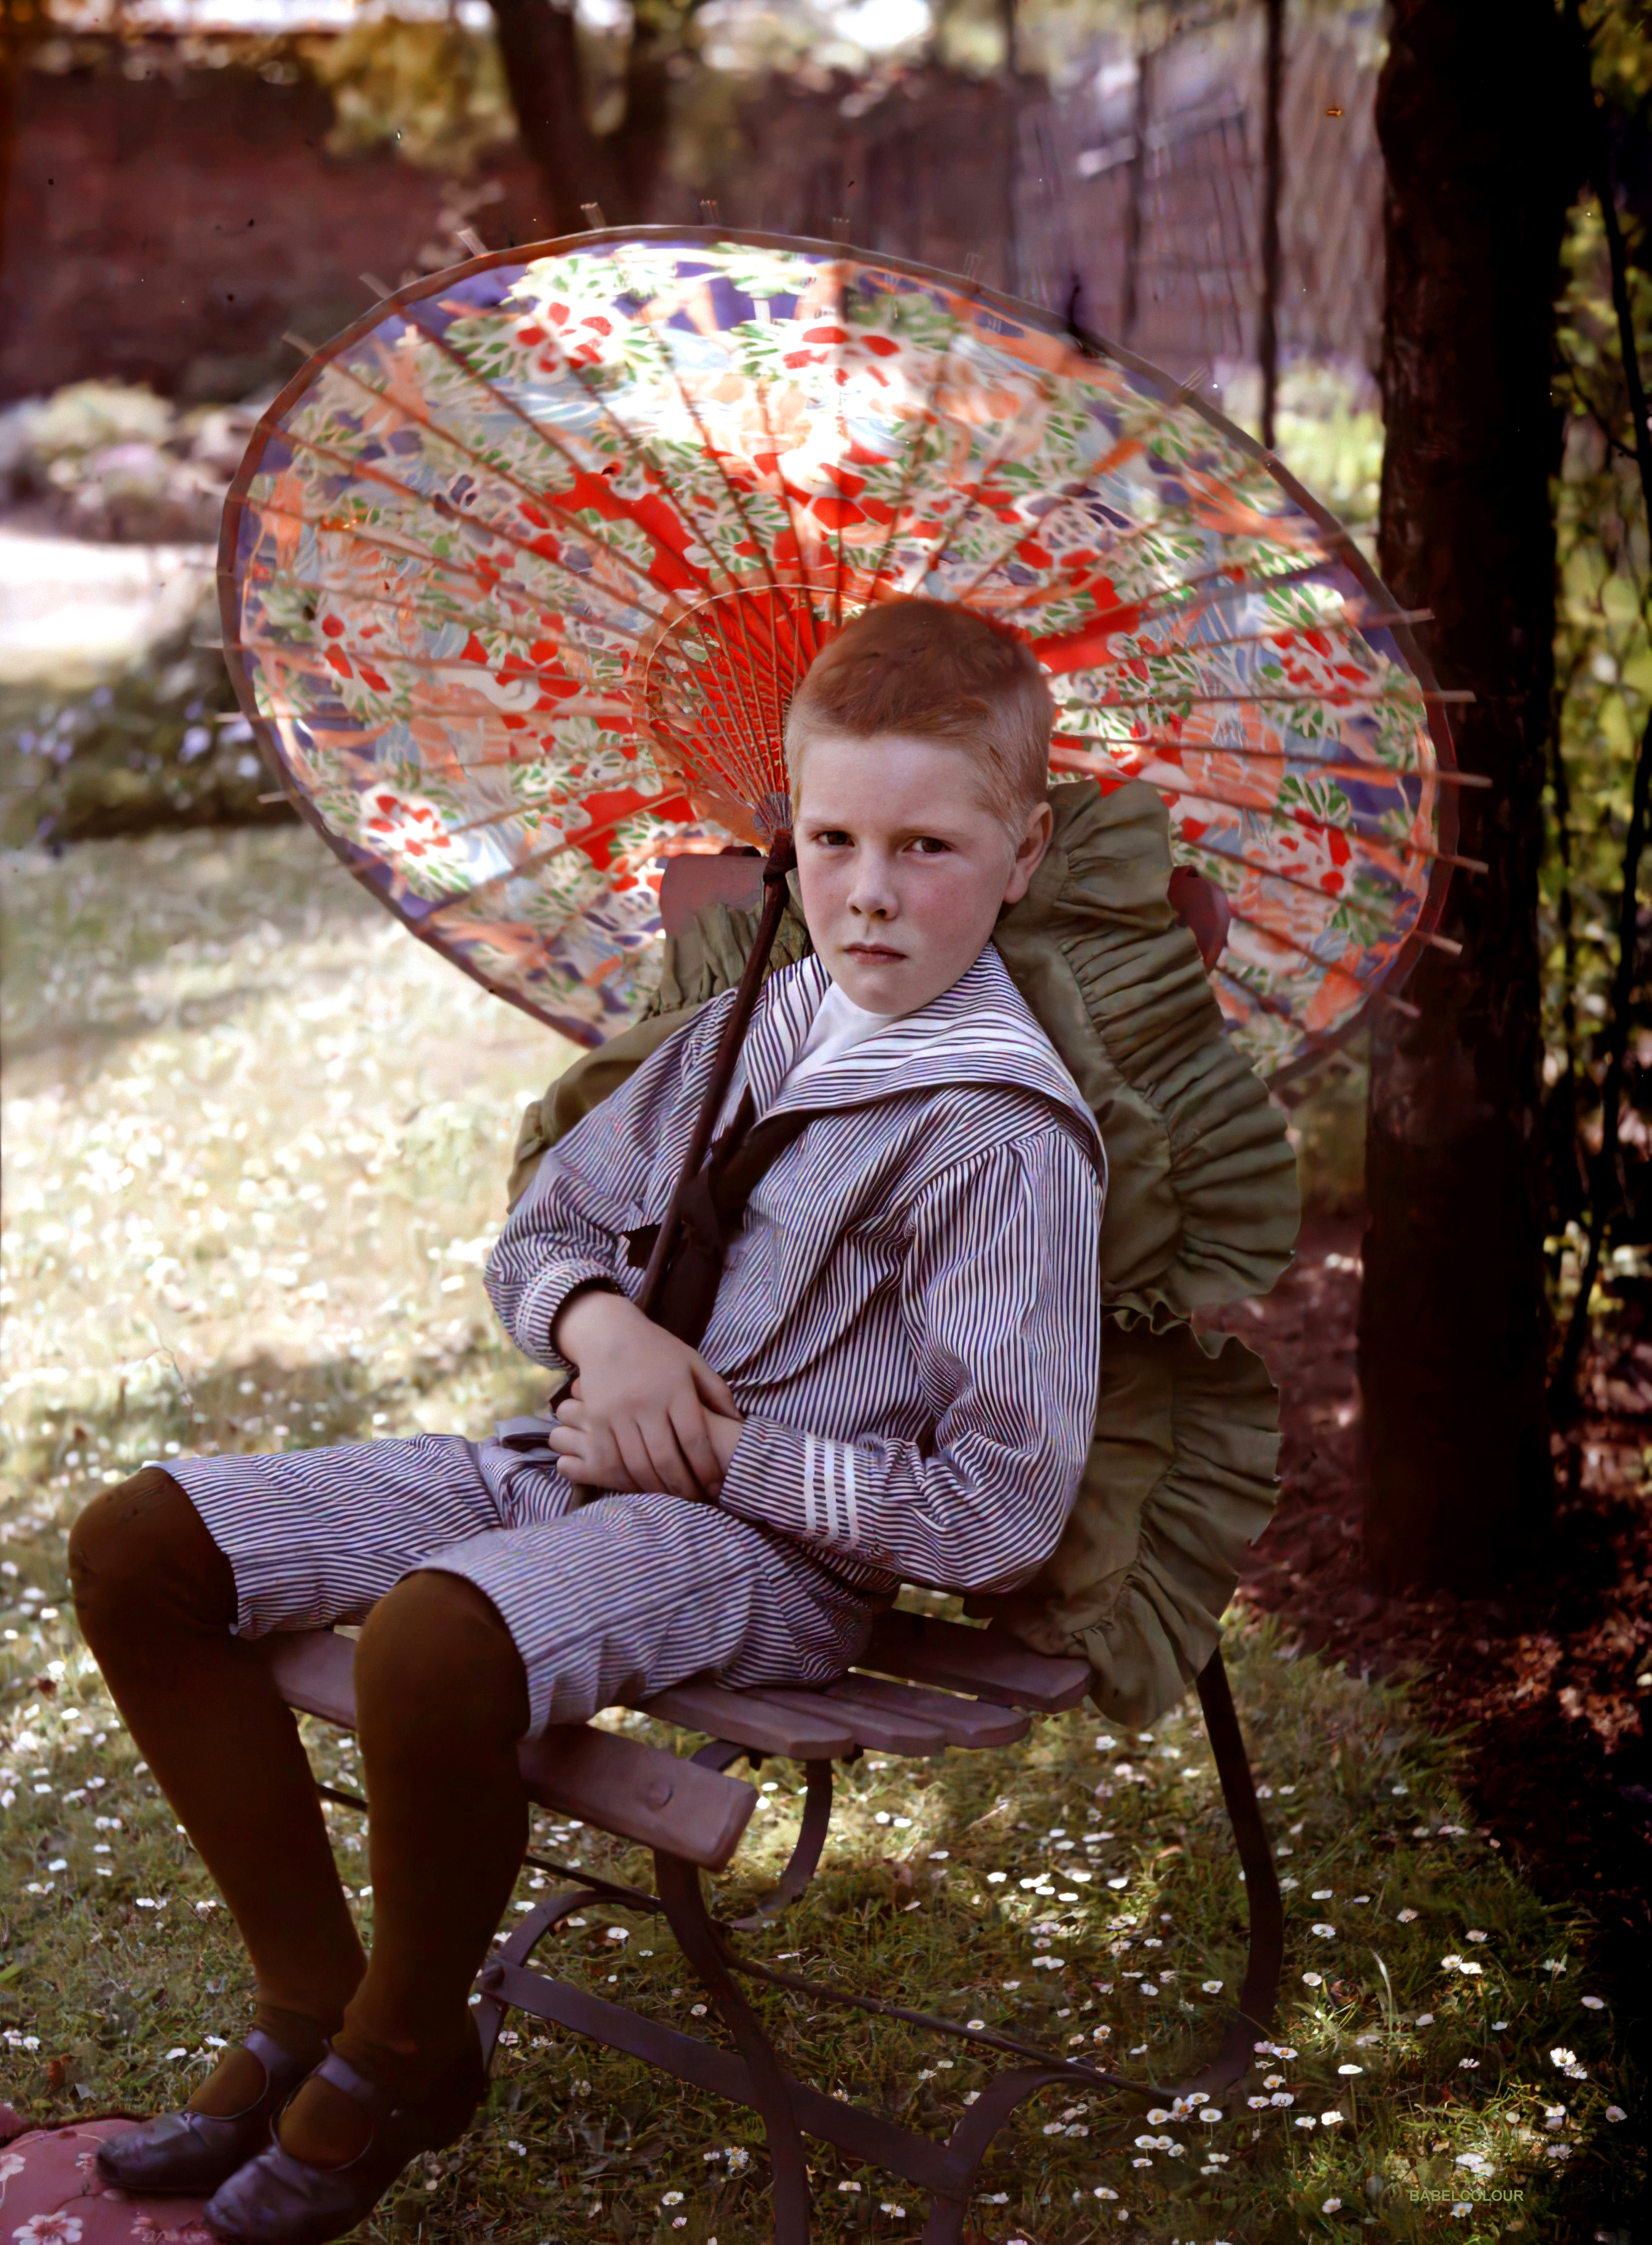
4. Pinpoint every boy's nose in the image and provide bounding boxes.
[846,862,898,919]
